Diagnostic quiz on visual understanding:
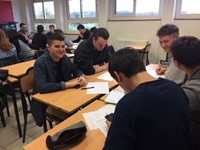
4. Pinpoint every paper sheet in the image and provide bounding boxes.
[105,90,125,104]
[86,82,109,94]
[97,72,114,81]
[82,104,116,136]
[146,67,165,79]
